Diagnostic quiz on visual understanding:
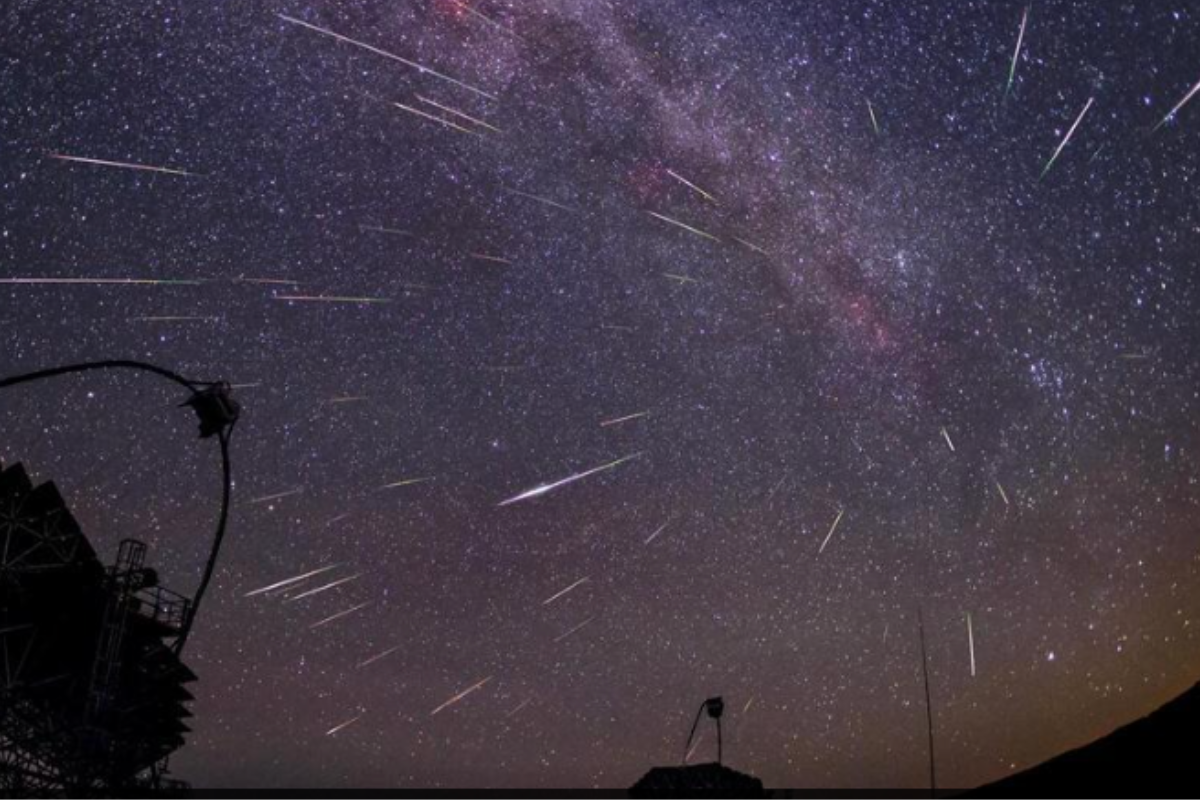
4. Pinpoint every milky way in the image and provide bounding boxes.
[2,0,1199,790]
